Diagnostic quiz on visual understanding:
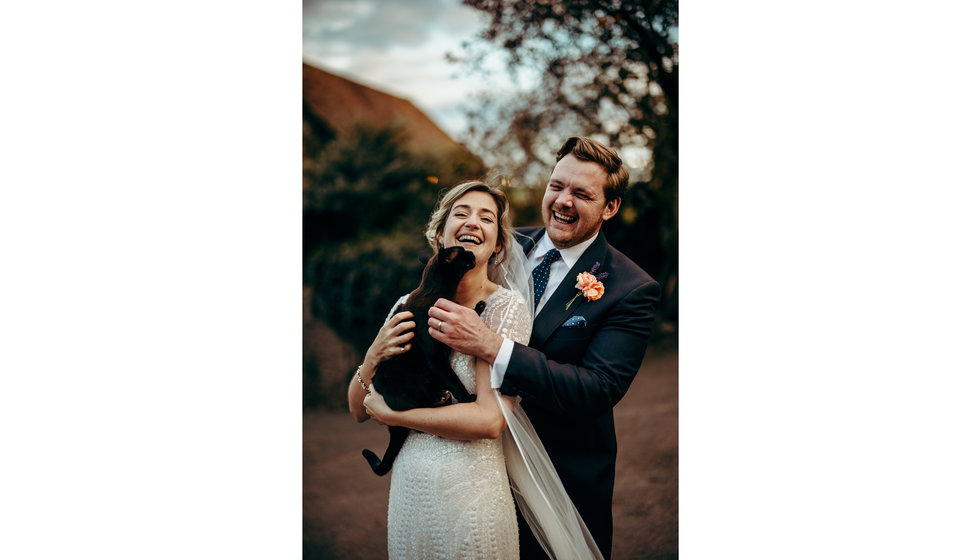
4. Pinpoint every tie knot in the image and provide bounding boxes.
[542,248,561,266]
